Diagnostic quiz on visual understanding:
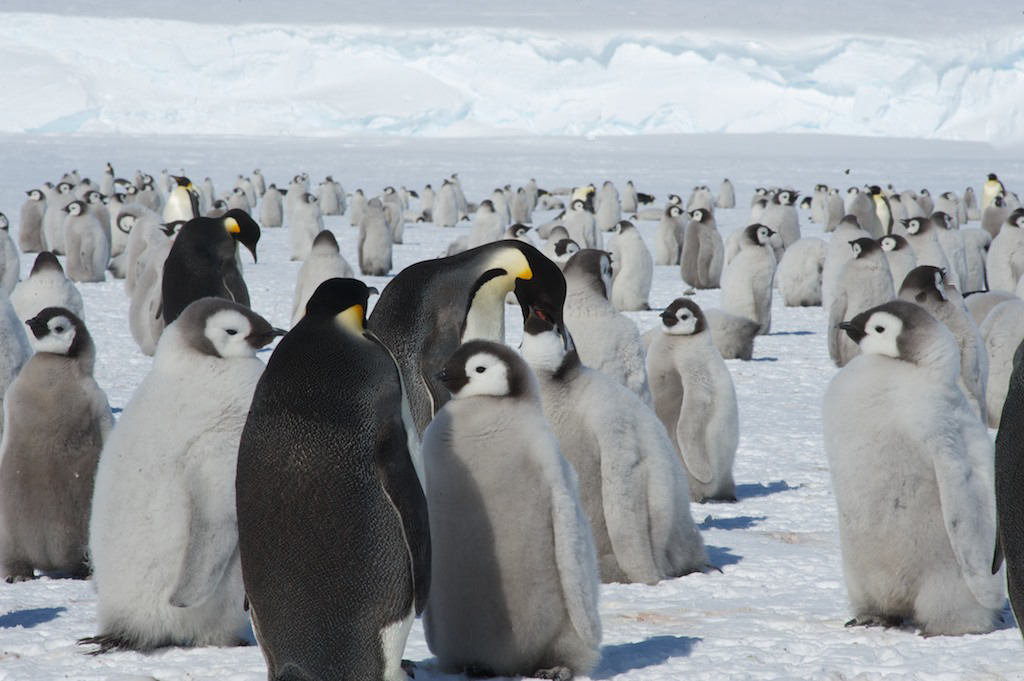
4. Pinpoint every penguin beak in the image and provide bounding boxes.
[25,317,48,339]
[660,310,677,326]
[838,321,866,344]
[246,327,287,349]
